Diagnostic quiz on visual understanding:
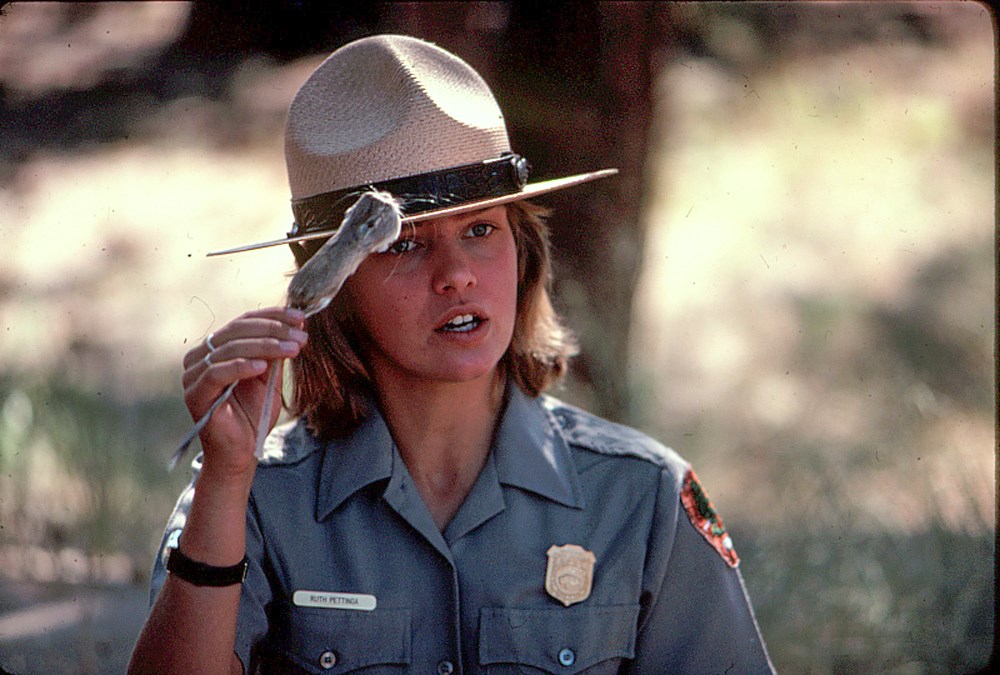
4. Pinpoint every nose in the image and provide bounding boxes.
[431,241,476,294]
